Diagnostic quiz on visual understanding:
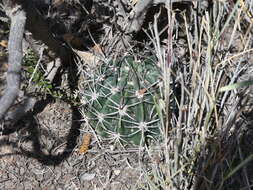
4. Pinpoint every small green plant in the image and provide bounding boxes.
[23,49,53,90]
[23,49,80,104]
[80,56,163,145]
